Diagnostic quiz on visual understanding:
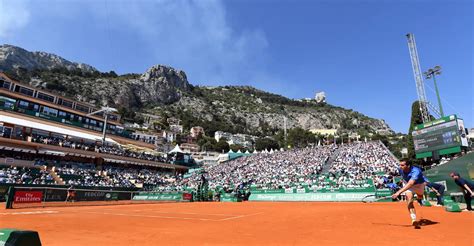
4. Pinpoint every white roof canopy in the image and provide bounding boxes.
[168,144,184,154]
[0,114,118,144]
